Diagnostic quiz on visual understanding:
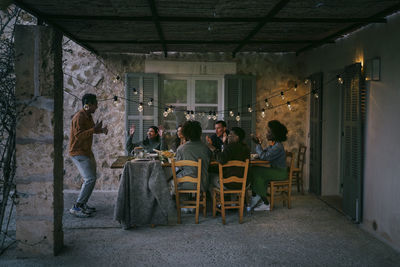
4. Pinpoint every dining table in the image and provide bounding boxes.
[113,159,173,229]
